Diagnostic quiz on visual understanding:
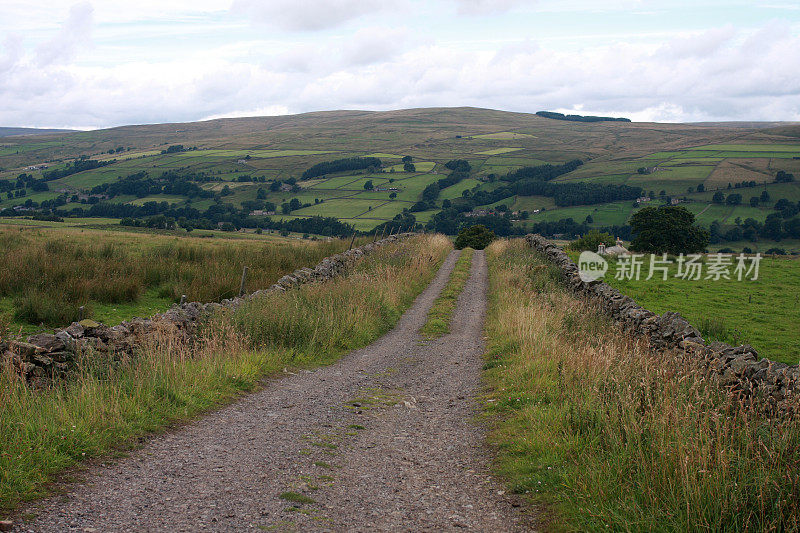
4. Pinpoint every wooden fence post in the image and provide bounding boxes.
[348,233,357,250]
[239,266,248,297]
